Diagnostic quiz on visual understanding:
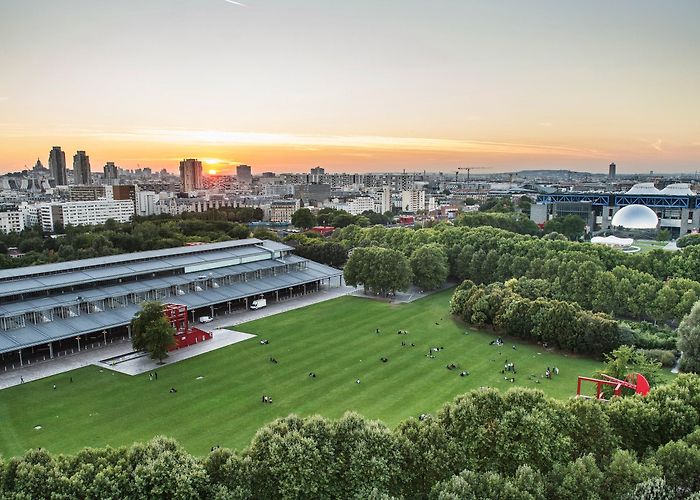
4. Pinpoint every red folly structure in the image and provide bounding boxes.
[162,303,212,350]
[576,373,650,401]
